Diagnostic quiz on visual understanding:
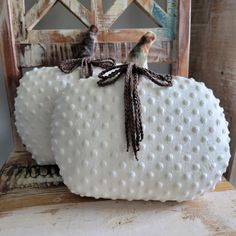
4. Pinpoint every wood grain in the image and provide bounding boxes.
[174,0,191,76]
[25,0,57,31]
[59,0,94,27]
[0,190,236,235]
[190,0,236,178]
[0,0,25,152]
[22,28,172,43]
[18,41,173,67]
[136,0,170,27]
[96,0,133,29]
[0,179,234,213]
